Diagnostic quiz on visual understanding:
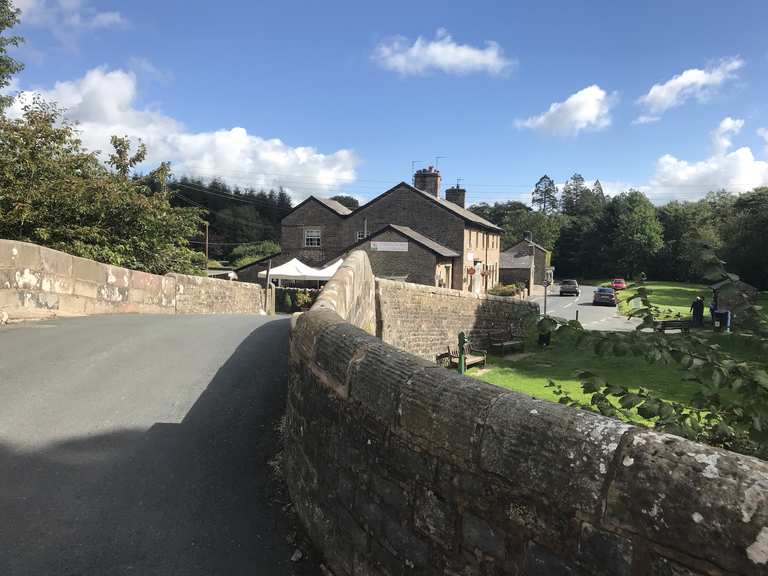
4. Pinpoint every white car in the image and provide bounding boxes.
[559,279,580,296]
